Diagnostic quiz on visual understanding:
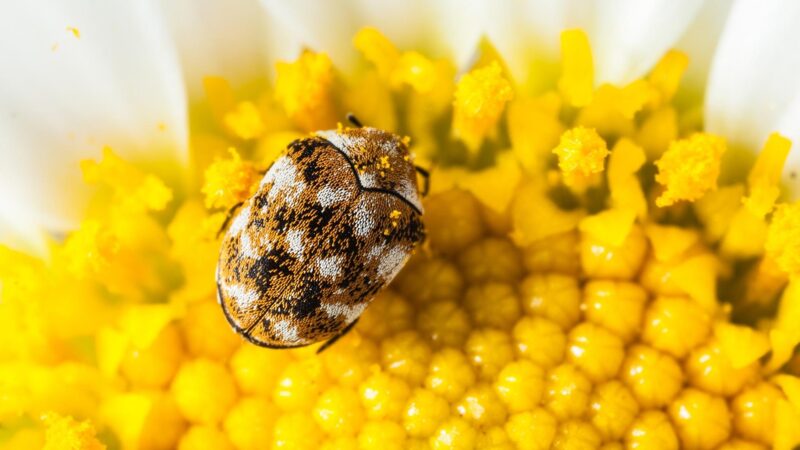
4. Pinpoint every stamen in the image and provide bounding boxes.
[655,133,726,207]
[558,29,594,108]
[553,126,609,187]
[275,51,336,131]
[452,61,513,152]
